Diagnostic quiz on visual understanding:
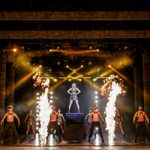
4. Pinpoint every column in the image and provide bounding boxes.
[143,51,150,115]
[0,52,6,118]
[134,53,144,111]
[6,62,15,106]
